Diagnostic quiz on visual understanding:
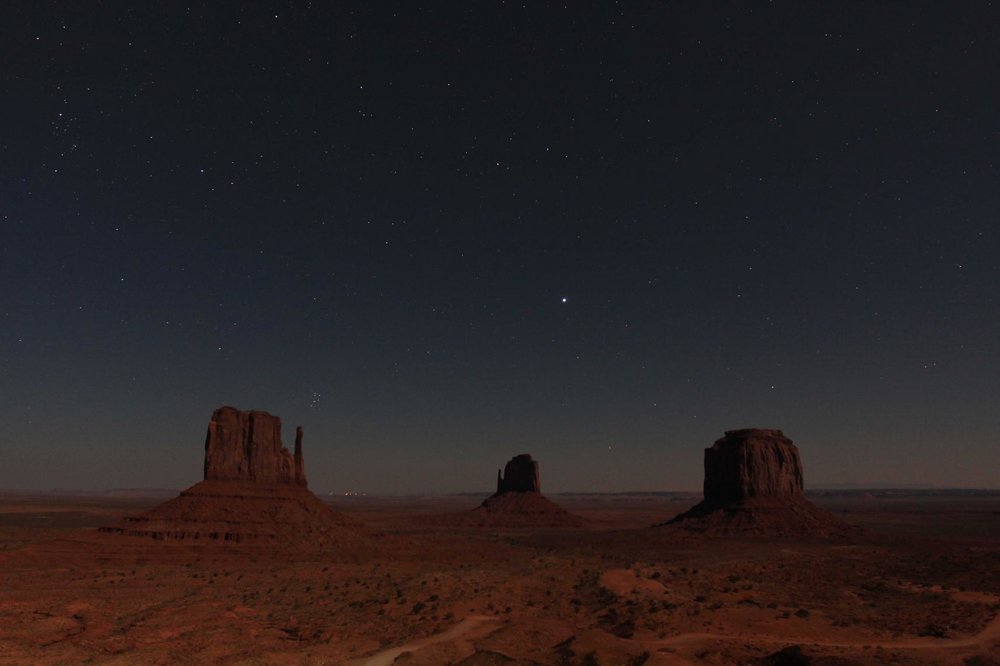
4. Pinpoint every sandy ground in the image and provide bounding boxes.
[0,491,998,665]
